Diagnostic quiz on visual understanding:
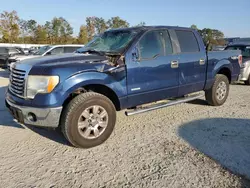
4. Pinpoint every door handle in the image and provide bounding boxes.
[199,59,205,65]
[171,60,179,68]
